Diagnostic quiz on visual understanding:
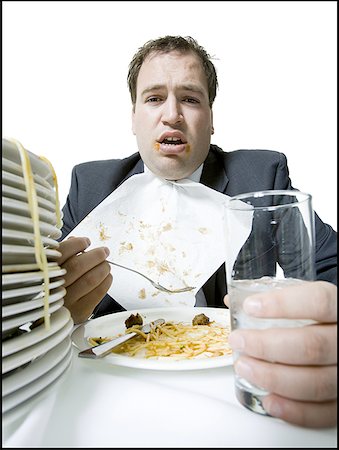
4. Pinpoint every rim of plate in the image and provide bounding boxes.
[72,307,232,371]
[2,306,72,359]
